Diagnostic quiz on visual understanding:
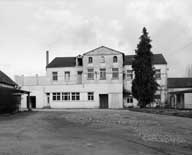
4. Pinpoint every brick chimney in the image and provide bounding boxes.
[46,50,49,67]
